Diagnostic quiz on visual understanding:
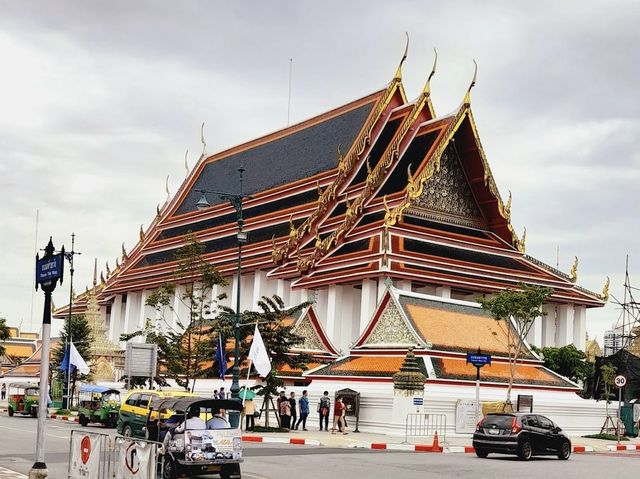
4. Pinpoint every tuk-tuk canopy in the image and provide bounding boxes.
[149,396,243,414]
[79,385,120,394]
[8,382,38,390]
